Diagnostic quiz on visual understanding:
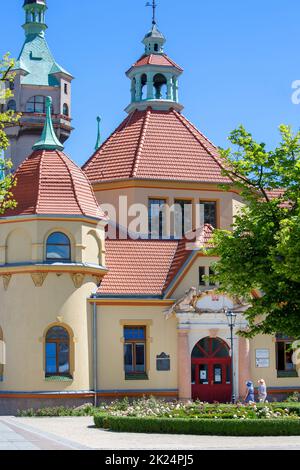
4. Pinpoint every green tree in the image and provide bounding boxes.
[0,53,19,214]
[209,125,300,338]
